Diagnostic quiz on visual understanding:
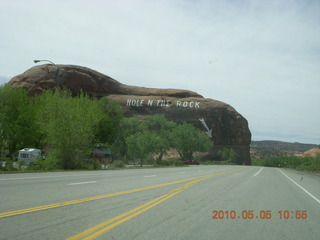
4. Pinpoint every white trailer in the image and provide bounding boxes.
[18,148,42,163]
